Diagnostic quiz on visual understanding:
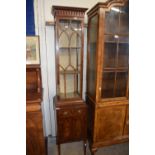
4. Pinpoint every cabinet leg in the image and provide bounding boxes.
[83,140,87,155]
[91,148,97,155]
[58,144,61,155]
